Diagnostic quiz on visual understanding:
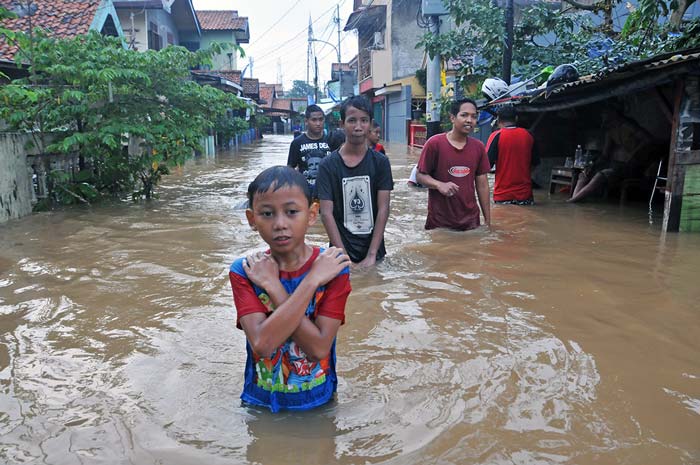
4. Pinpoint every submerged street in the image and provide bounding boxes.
[0,135,699,464]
